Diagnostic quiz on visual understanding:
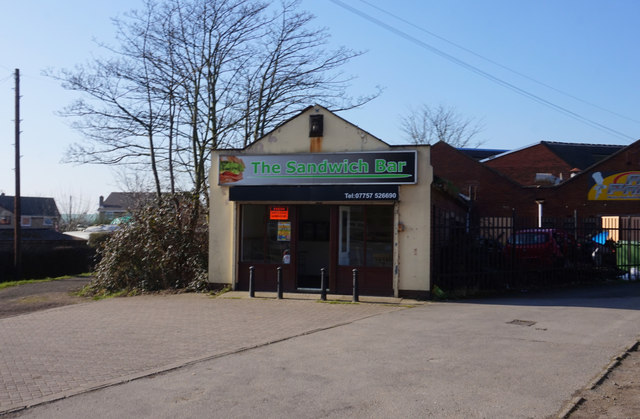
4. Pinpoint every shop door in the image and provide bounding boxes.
[297,205,331,290]
[336,205,394,296]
